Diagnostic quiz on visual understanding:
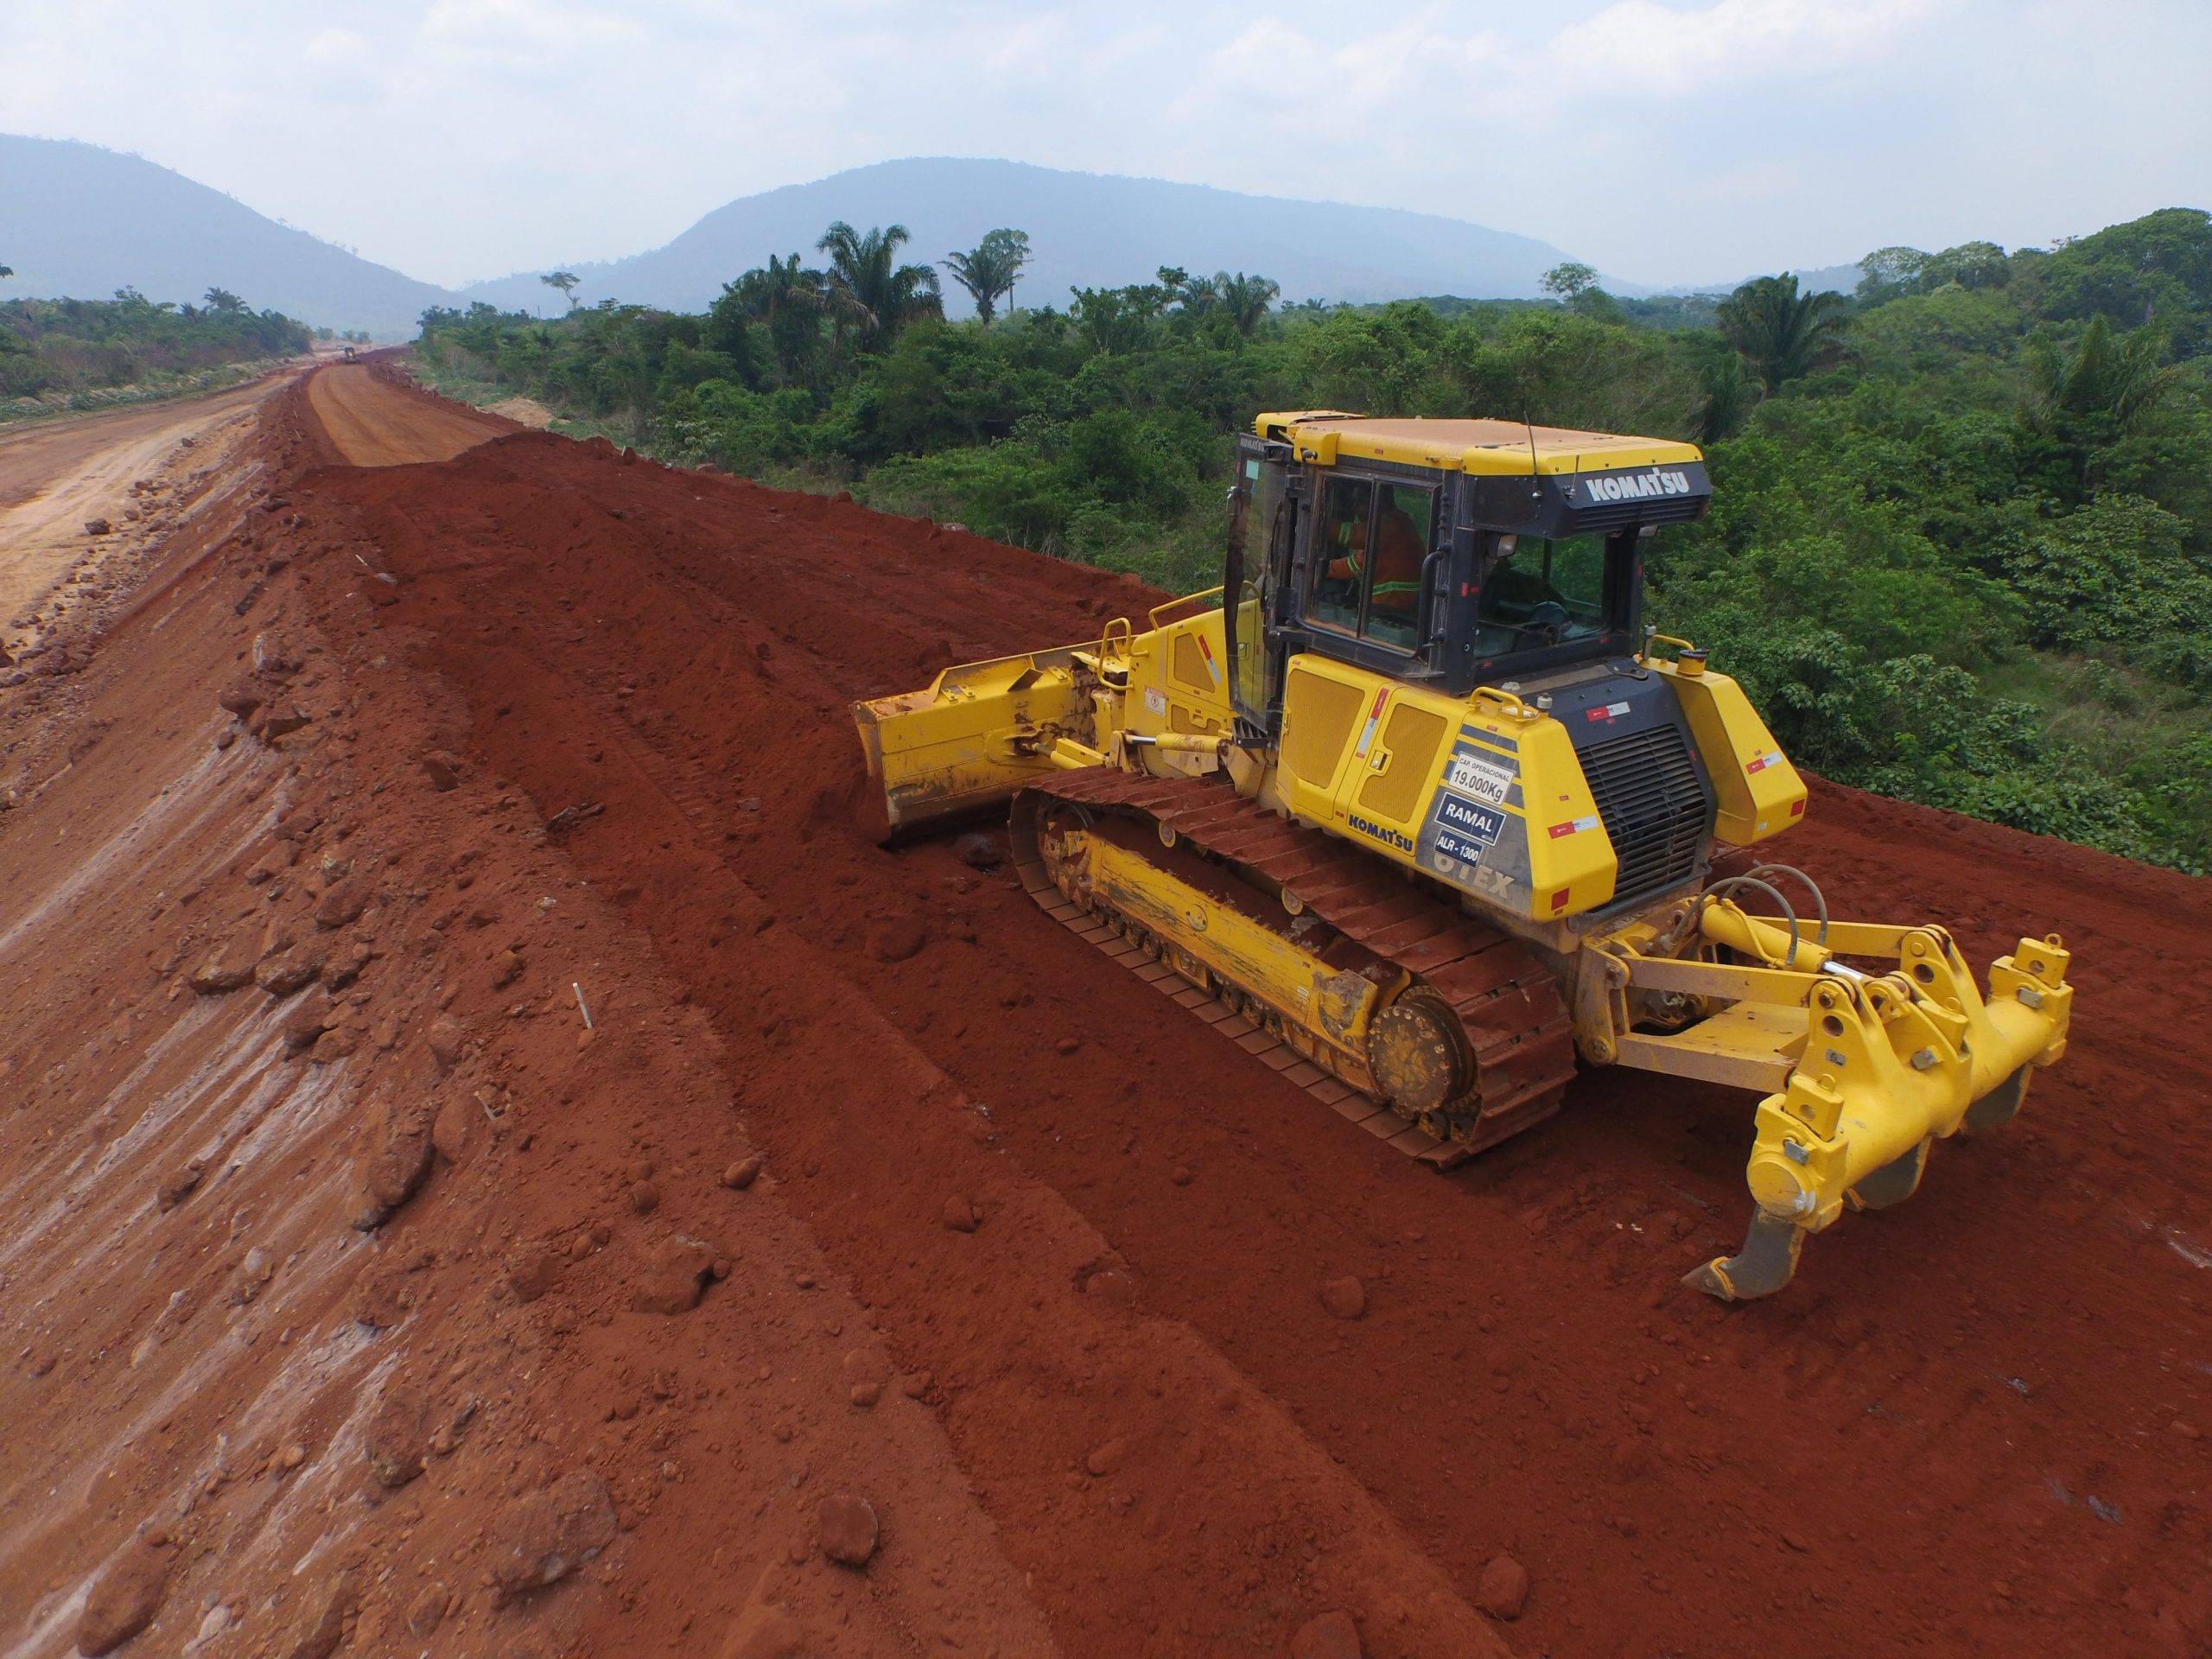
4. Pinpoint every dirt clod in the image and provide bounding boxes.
[630,1233,716,1314]
[869,914,928,963]
[1319,1275,1368,1320]
[818,1492,880,1567]
[941,1195,979,1232]
[1289,1609,1363,1659]
[1478,1553,1531,1620]
[364,1379,432,1489]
